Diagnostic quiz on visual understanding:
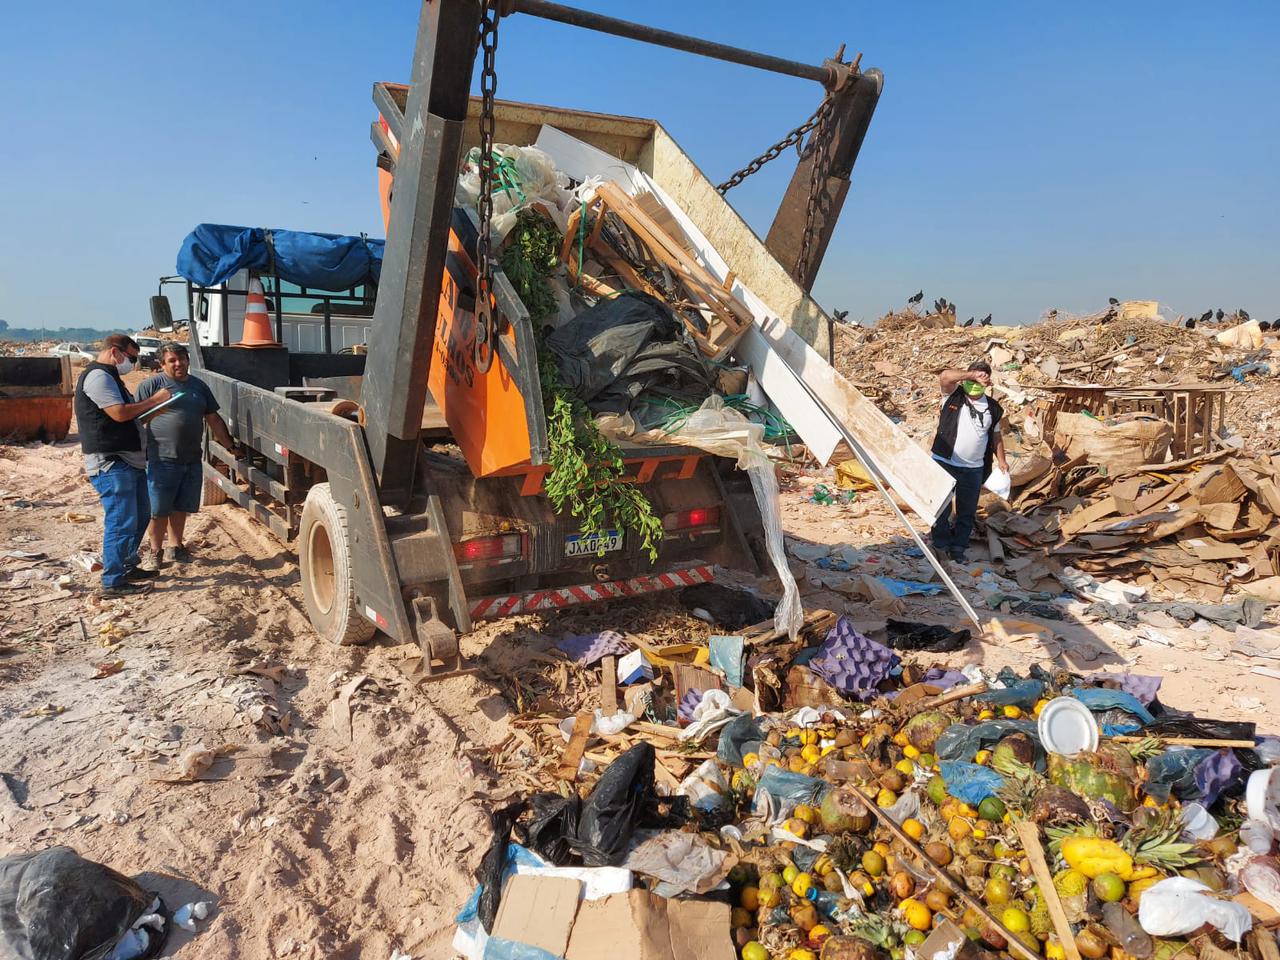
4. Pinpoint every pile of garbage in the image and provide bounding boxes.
[456,600,1280,960]
[832,303,1278,453]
